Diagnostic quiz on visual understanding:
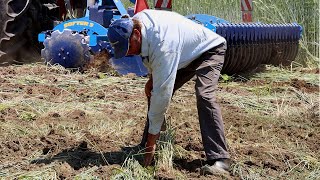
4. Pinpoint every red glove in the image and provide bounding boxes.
[143,133,160,166]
